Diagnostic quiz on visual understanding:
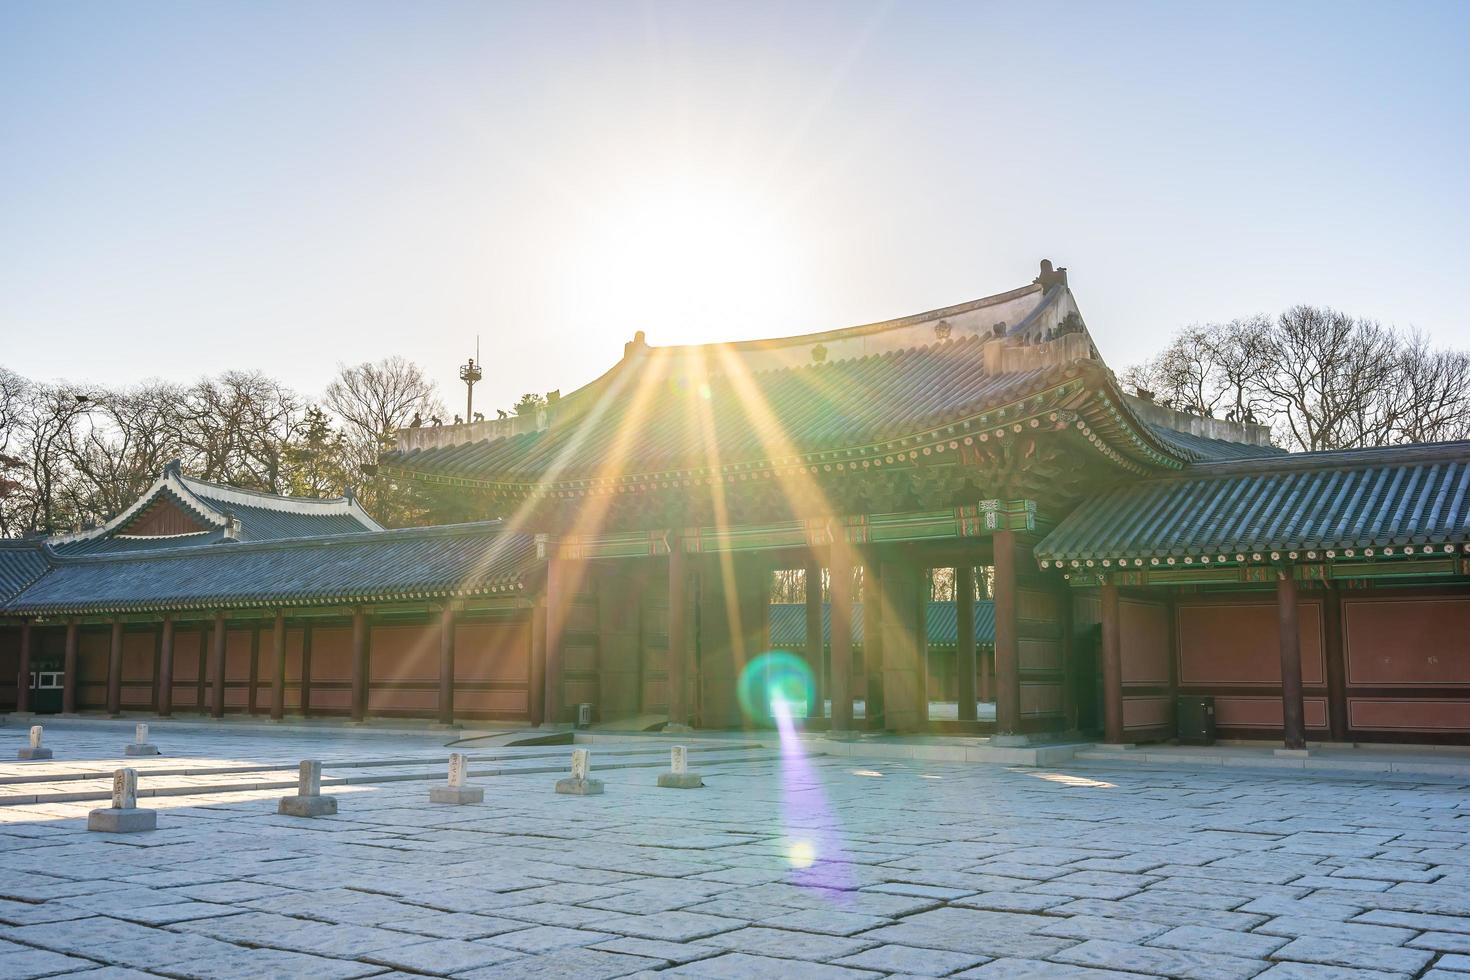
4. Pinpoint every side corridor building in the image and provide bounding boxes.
[4,262,1468,748]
